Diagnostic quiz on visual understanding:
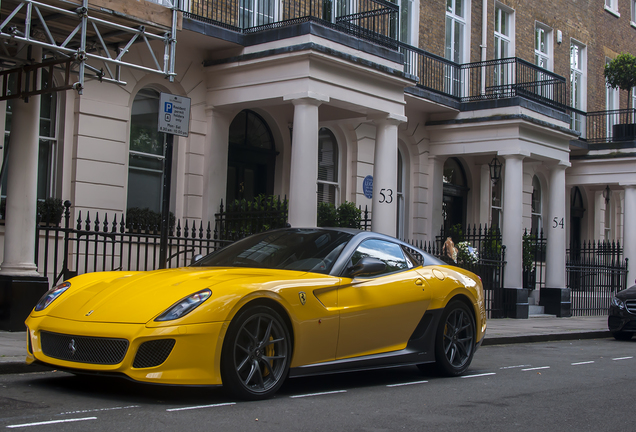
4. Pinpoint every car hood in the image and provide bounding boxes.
[43,267,308,324]
[616,284,636,300]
